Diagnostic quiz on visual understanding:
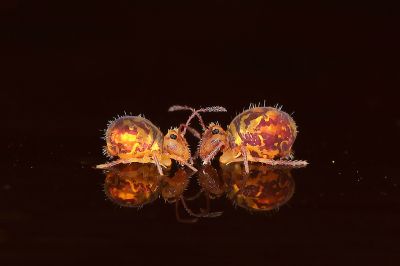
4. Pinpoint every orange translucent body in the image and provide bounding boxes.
[197,107,307,173]
[221,163,295,211]
[96,116,196,174]
[105,116,164,160]
[222,107,297,161]
[104,164,161,208]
